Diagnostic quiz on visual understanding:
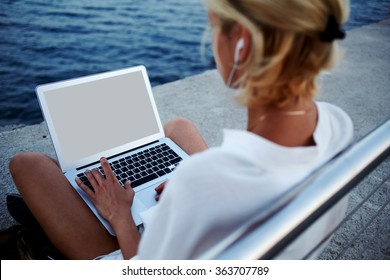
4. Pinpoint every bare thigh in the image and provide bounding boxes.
[164,118,208,155]
[9,152,119,259]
